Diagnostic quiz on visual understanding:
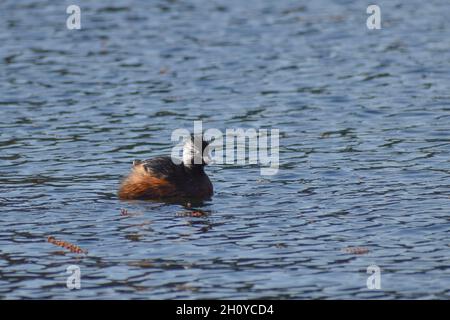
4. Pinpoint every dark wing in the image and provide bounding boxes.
[140,156,183,179]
